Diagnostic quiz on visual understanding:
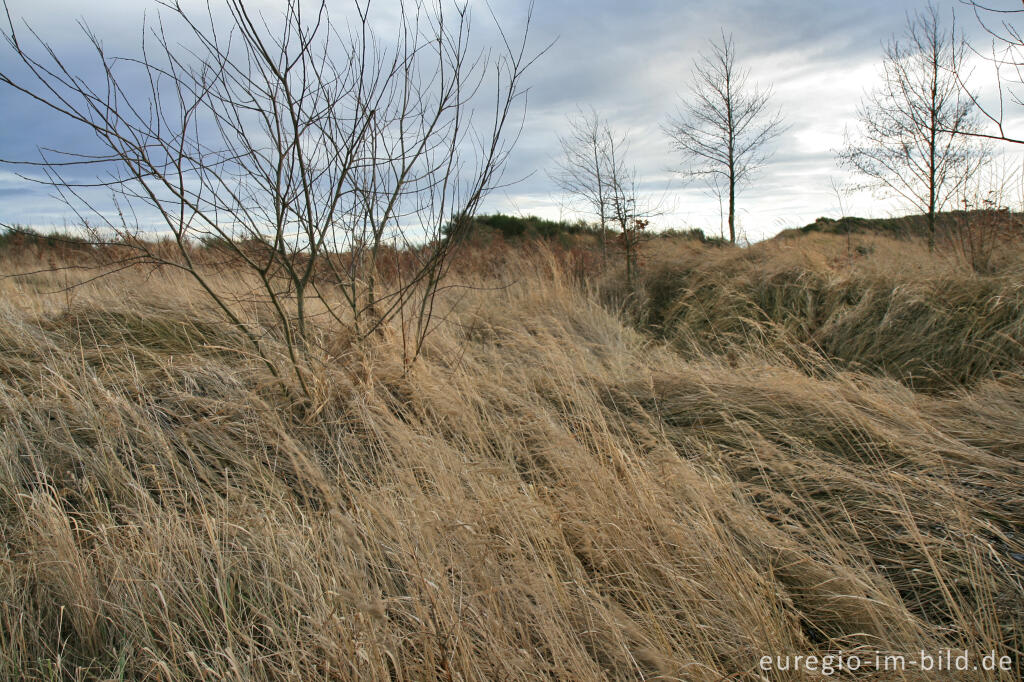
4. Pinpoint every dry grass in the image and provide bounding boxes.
[0,239,1021,680]
[635,232,1024,392]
